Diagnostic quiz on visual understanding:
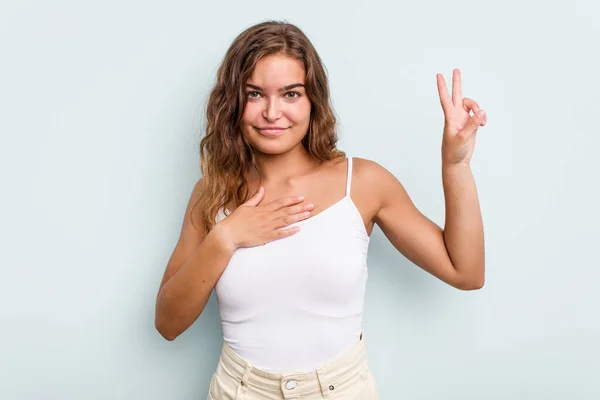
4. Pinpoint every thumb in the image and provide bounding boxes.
[463,110,485,135]
[244,186,264,206]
